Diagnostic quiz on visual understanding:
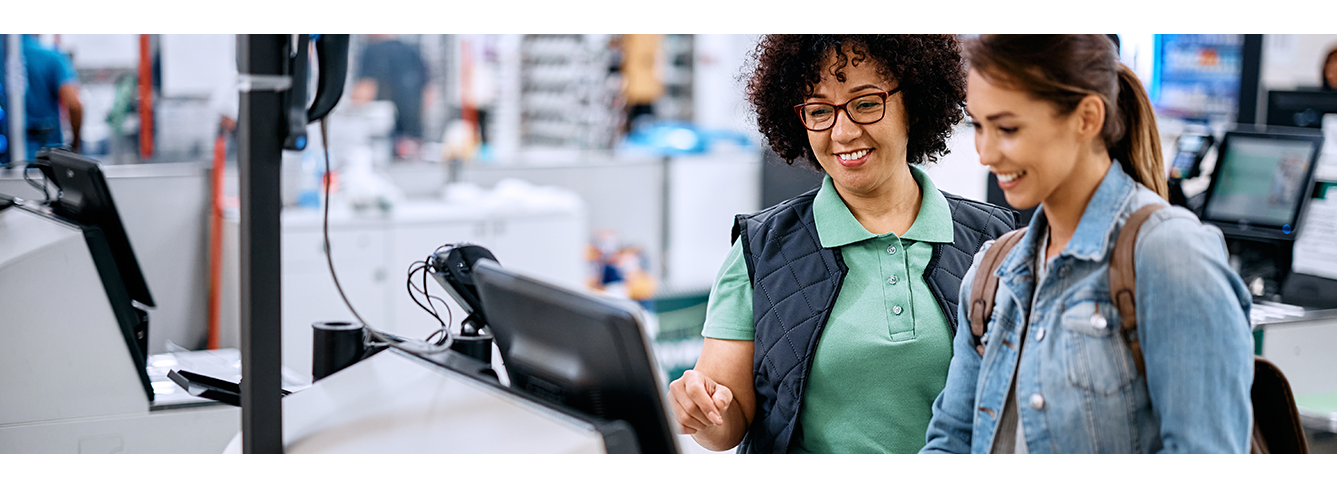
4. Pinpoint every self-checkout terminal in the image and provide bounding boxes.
[3,35,680,454]
[0,149,240,453]
[1170,108,1337,434]
[216,34,678,454]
